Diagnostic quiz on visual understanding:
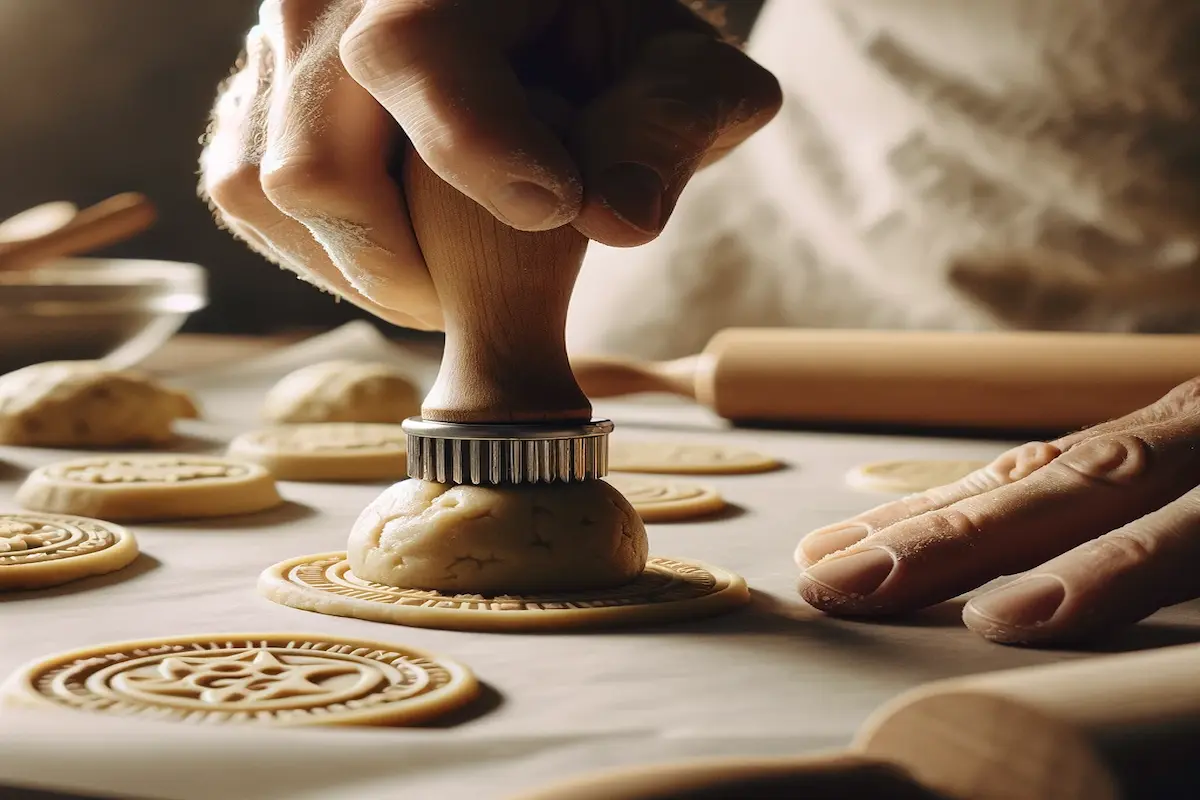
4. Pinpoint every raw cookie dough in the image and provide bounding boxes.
[606,475,726,522]
[348,479,648,595]
[846,459,990,494]
[263,360,420,424]
[261,552,750,632]
[1,633,478,727]
[608,441,781,475]
[0,513,138,591]
[227,423,407,482]
[16,455,284,522]
[0,361,198,447]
